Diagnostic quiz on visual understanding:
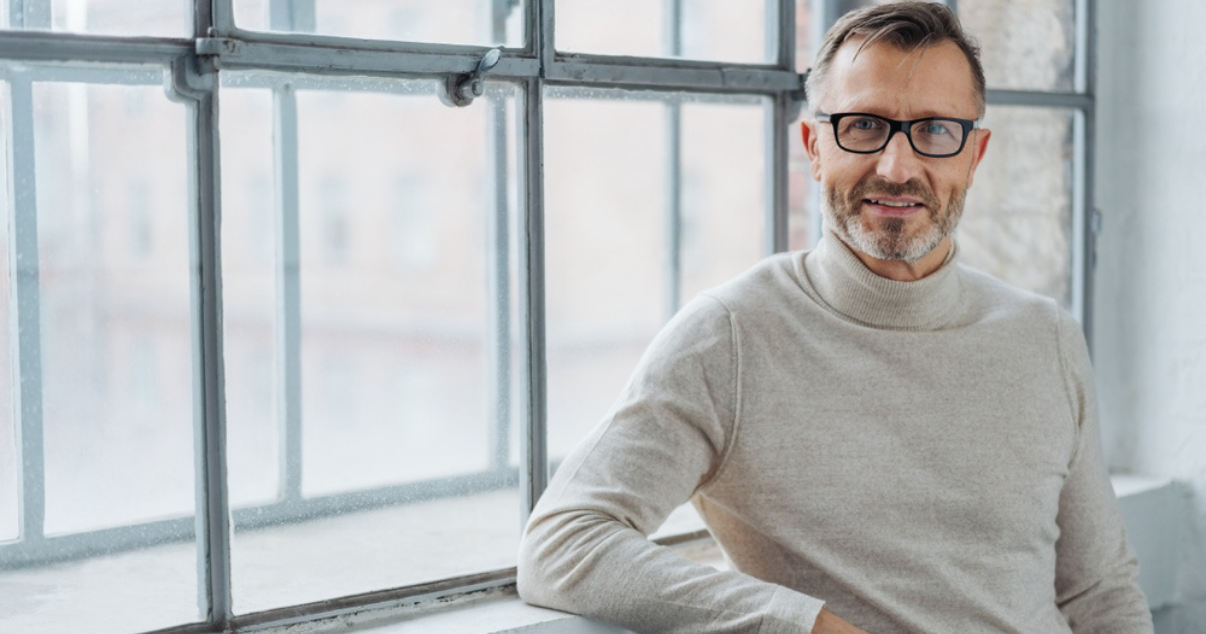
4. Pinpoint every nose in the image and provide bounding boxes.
[875,129,924,184]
